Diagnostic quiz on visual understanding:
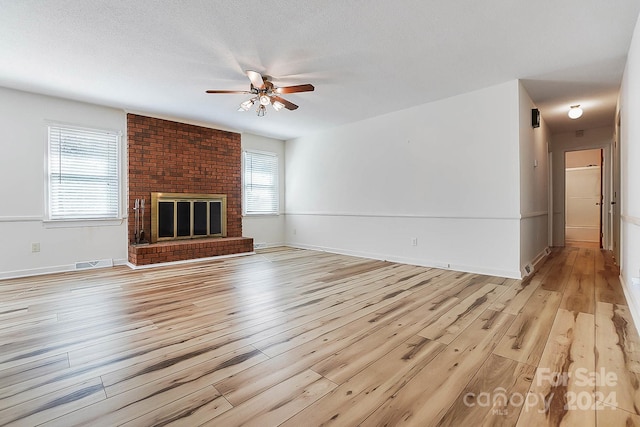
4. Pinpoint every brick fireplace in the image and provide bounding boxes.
[127,114,253,265]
